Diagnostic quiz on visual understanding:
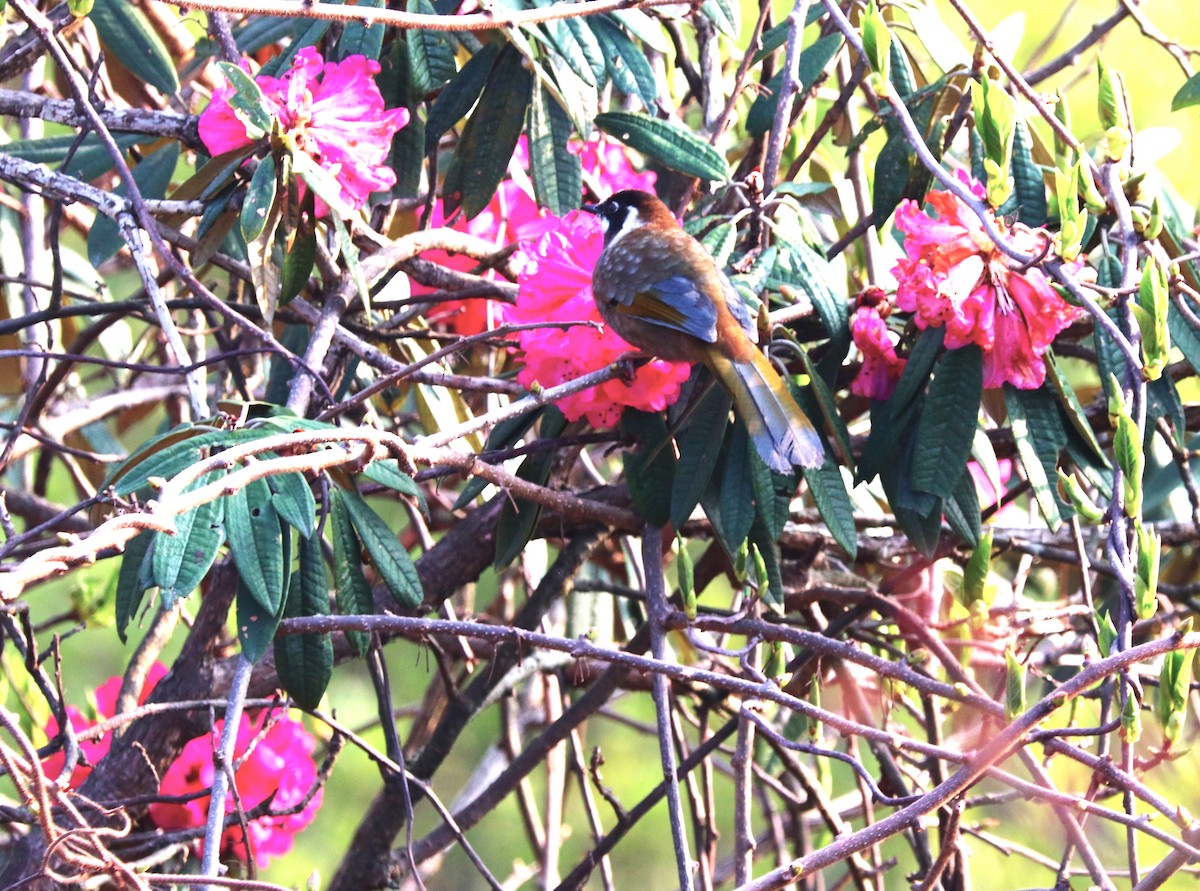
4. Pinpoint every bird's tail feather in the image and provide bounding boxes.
[709,350,825,472]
